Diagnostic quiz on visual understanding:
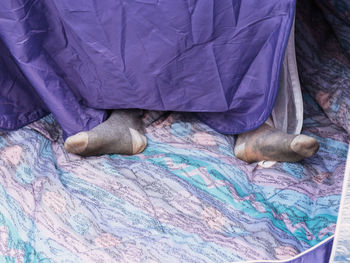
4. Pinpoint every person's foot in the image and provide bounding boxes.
[234,124,319,163]
[64,109,147,156]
